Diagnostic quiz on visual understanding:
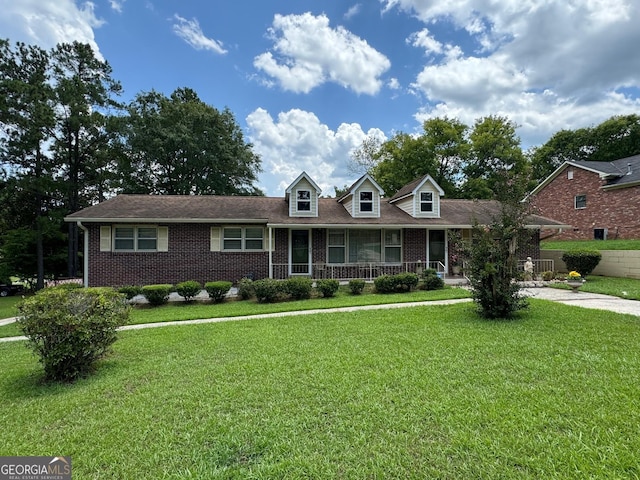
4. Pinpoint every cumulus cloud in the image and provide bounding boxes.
[254,12,391,95]
[246,108,386,196]
[172,14,227,54]
[109,0,124,13]
[0,0,104,58]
